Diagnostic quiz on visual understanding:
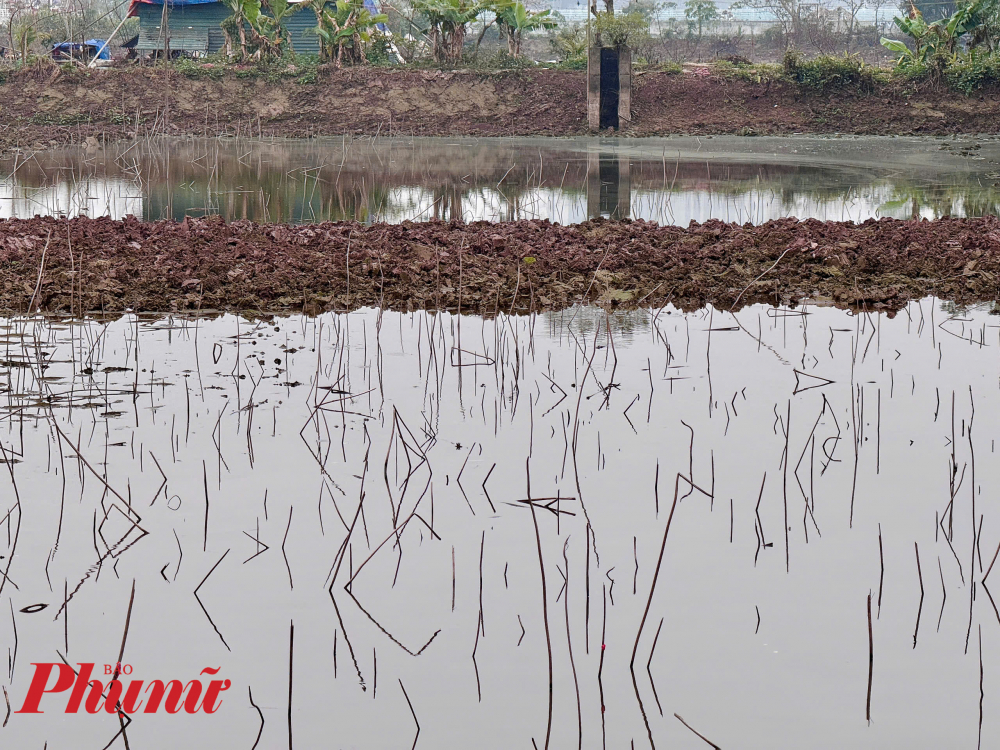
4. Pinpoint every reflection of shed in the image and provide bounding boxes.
[126,0,324,56]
